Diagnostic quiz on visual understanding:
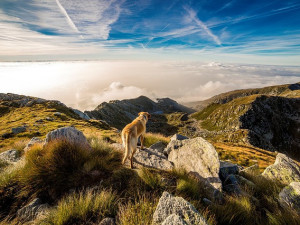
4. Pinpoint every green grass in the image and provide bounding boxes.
[143,132,169,147]
[192,103,221,121]
[138,168,164,191]
[40,189,118,225]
